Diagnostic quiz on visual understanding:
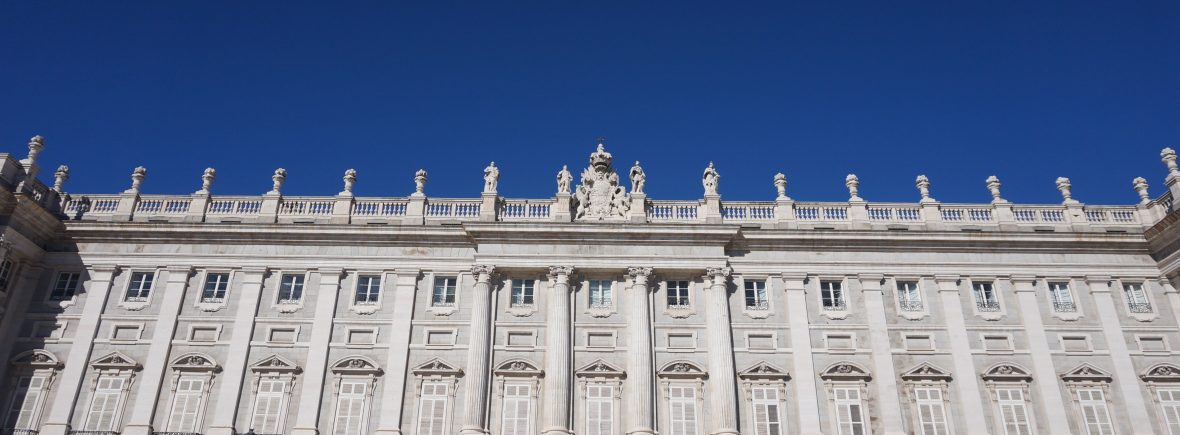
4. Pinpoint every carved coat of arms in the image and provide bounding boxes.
[574,142,630,221]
